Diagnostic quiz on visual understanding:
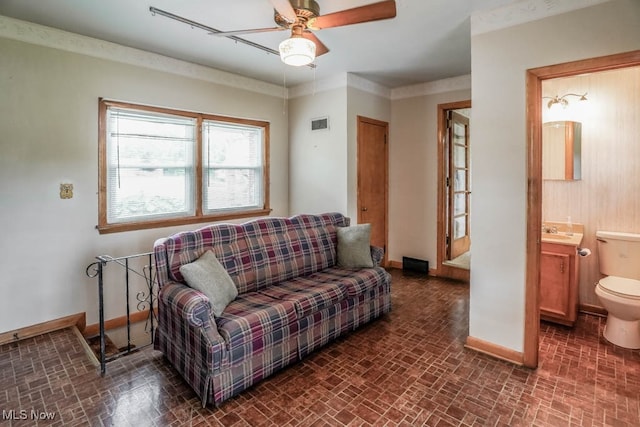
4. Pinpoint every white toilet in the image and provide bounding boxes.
[595,230,640,349]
